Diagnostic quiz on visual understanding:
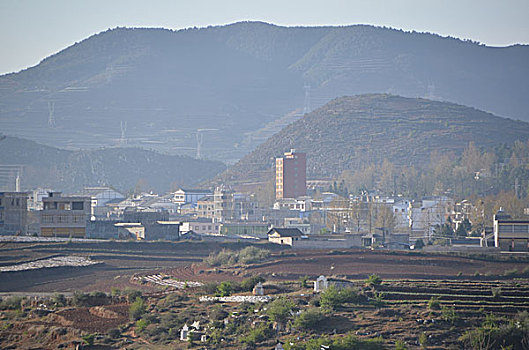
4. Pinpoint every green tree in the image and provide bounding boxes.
[129,297,145,321]
[267,297,296,327]
[216,281,234,297]
[293,308,327,330]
